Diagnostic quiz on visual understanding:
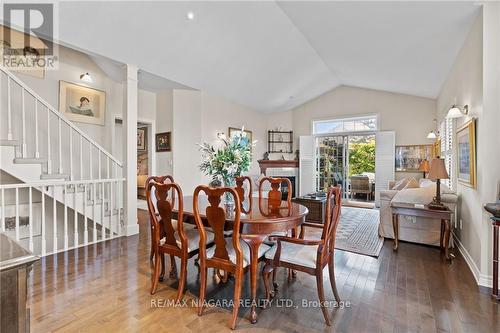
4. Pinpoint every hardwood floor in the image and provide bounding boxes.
[28,209,500,332]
